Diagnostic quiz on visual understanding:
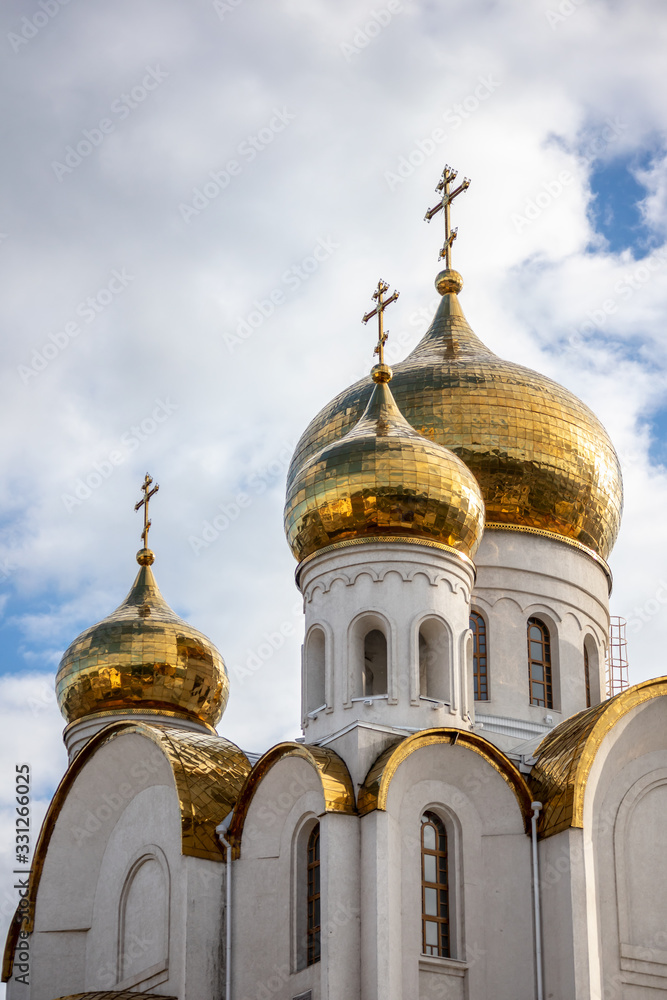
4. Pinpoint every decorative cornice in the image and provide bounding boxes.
[296,535,475,589]
[485,523,613,591]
